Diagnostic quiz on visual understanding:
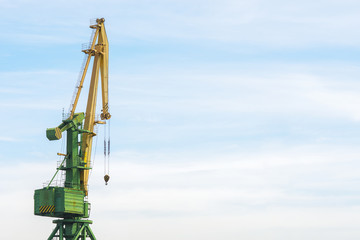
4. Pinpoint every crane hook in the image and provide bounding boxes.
[104,174,110,185]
